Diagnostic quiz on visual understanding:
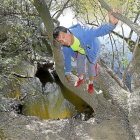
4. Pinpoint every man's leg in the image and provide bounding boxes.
[88,61,97,94]
[75,53,86,87]
[89,76,94,81]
